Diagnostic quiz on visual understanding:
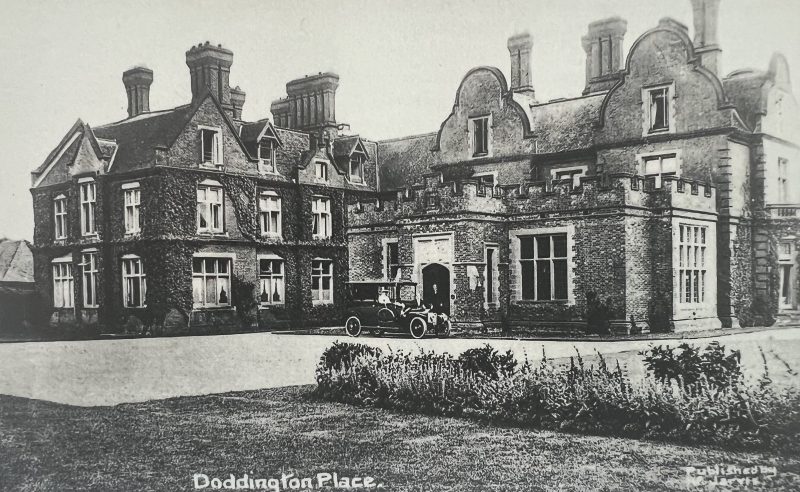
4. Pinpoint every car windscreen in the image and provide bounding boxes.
[349,283,380,302]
